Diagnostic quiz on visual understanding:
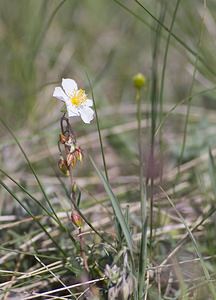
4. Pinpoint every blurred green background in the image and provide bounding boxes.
[1,1,216,298]
[1,0,216,130]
